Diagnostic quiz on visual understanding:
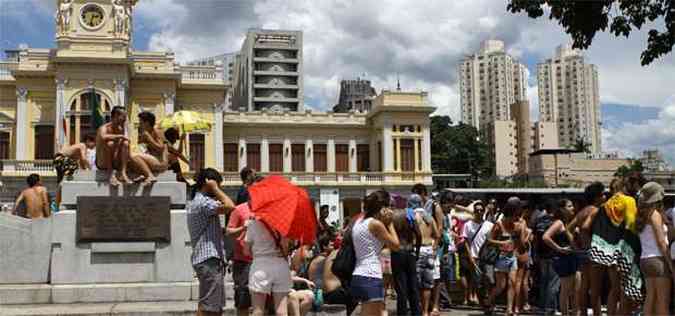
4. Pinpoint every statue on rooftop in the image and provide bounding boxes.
[55,0,73,35]
[112,0,131,38]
